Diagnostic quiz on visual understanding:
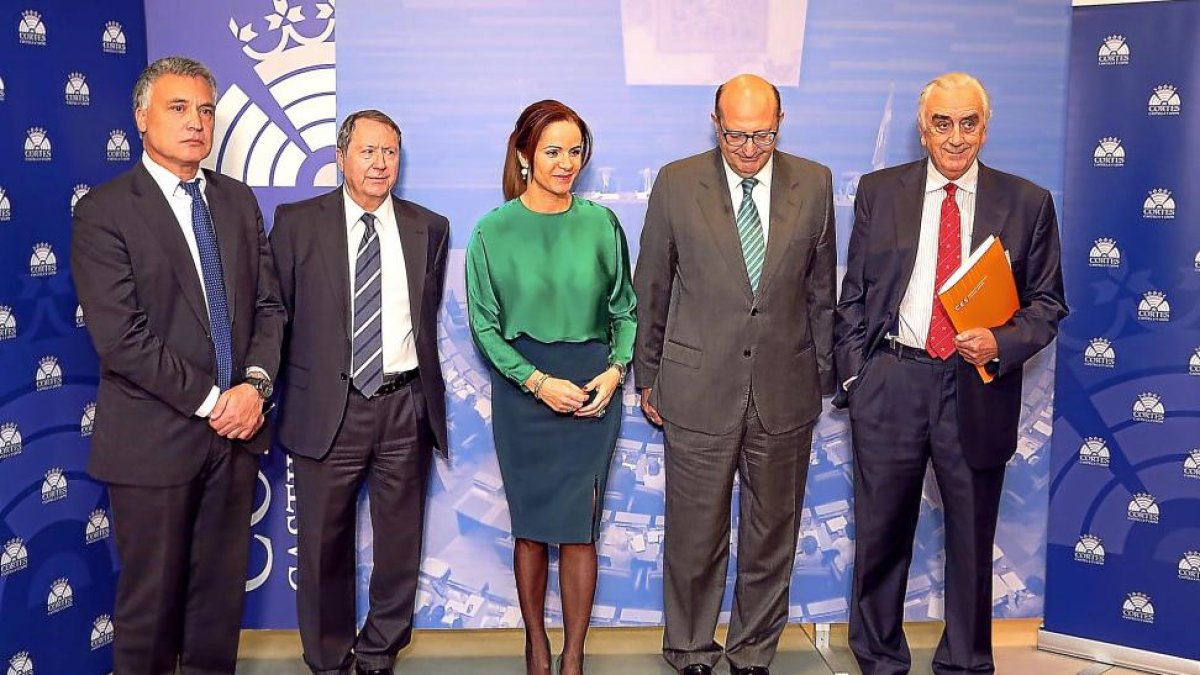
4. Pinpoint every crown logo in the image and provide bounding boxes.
[1105,34,1124,44]
[1127,591,1149,602]
[51,576,68,588]
[1089,338,1111,350]
[89,508,105,522]
[1083,436,1106,446]
[1143,290,1165,303]
[1094,237,1115,247]
[22,10,40,21]
[38,355,57,368]
[28,127,46,139]
[45,466,64,479]
[1149,188,1171,199]
[1153,84,1177,98]
[1079,534,1101,545]
[105,20,120,31]
[1138,392,1159,404]
[1099,136,1120,145]
[229,0,335,61]
[1131,491,1155,503]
